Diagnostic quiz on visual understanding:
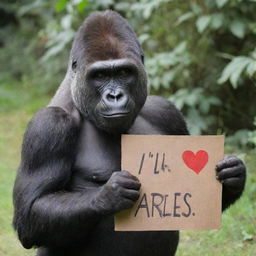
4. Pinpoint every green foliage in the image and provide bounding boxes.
[55,0,68,12]
[115,0,256,144]
[0,0,256,148]
[216,0,229,8]
[218,56,256,88]
[196,15,211,33]
[146,42,190,90]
